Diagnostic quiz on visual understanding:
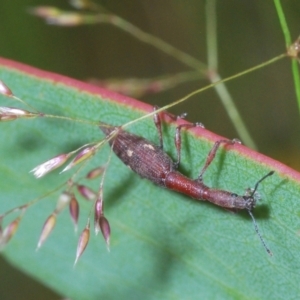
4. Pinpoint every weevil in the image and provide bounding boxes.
[99,112,274,255]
